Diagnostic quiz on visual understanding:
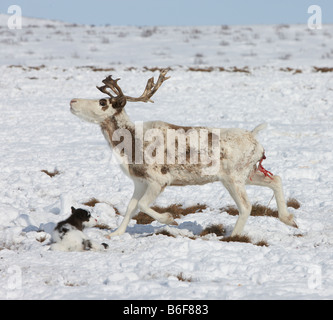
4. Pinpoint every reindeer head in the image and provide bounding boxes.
[70,69,170,124]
